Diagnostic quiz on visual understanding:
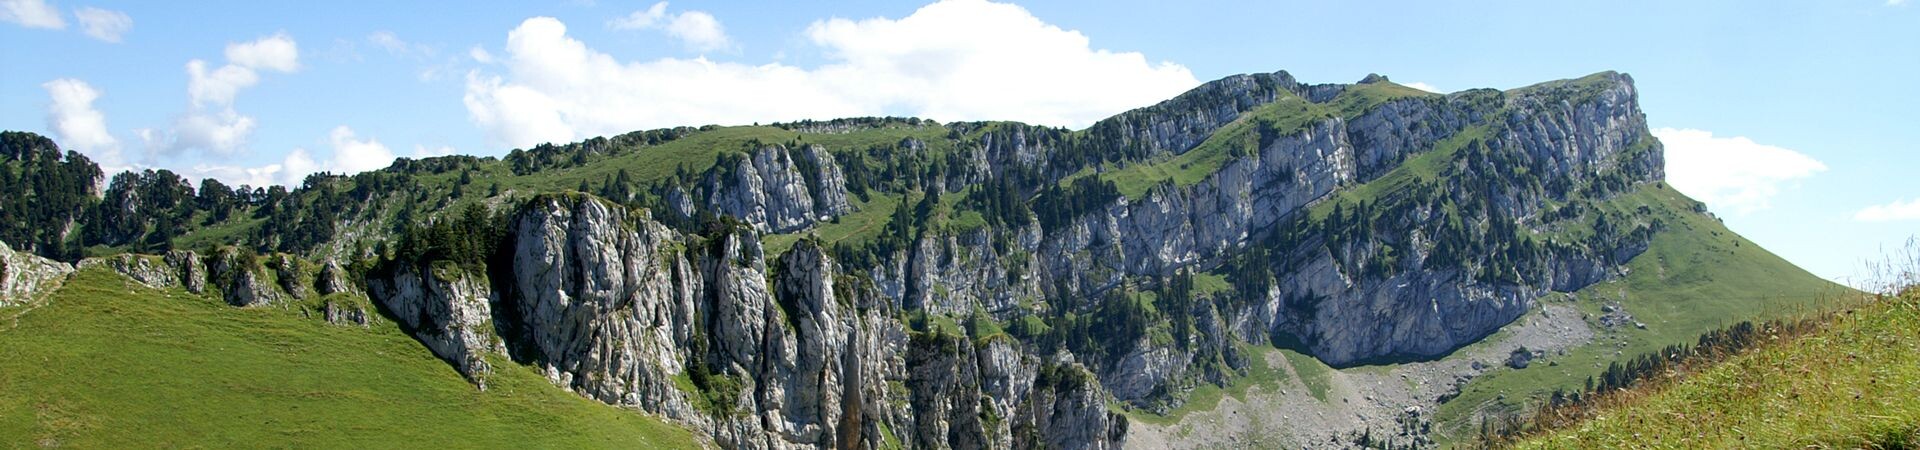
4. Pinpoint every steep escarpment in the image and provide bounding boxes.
[4,69,1778,450]
[364,194,1125,449]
